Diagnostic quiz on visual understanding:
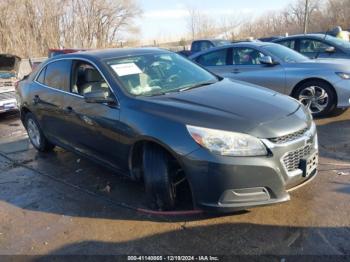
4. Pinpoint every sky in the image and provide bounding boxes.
[136,0,294,43]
